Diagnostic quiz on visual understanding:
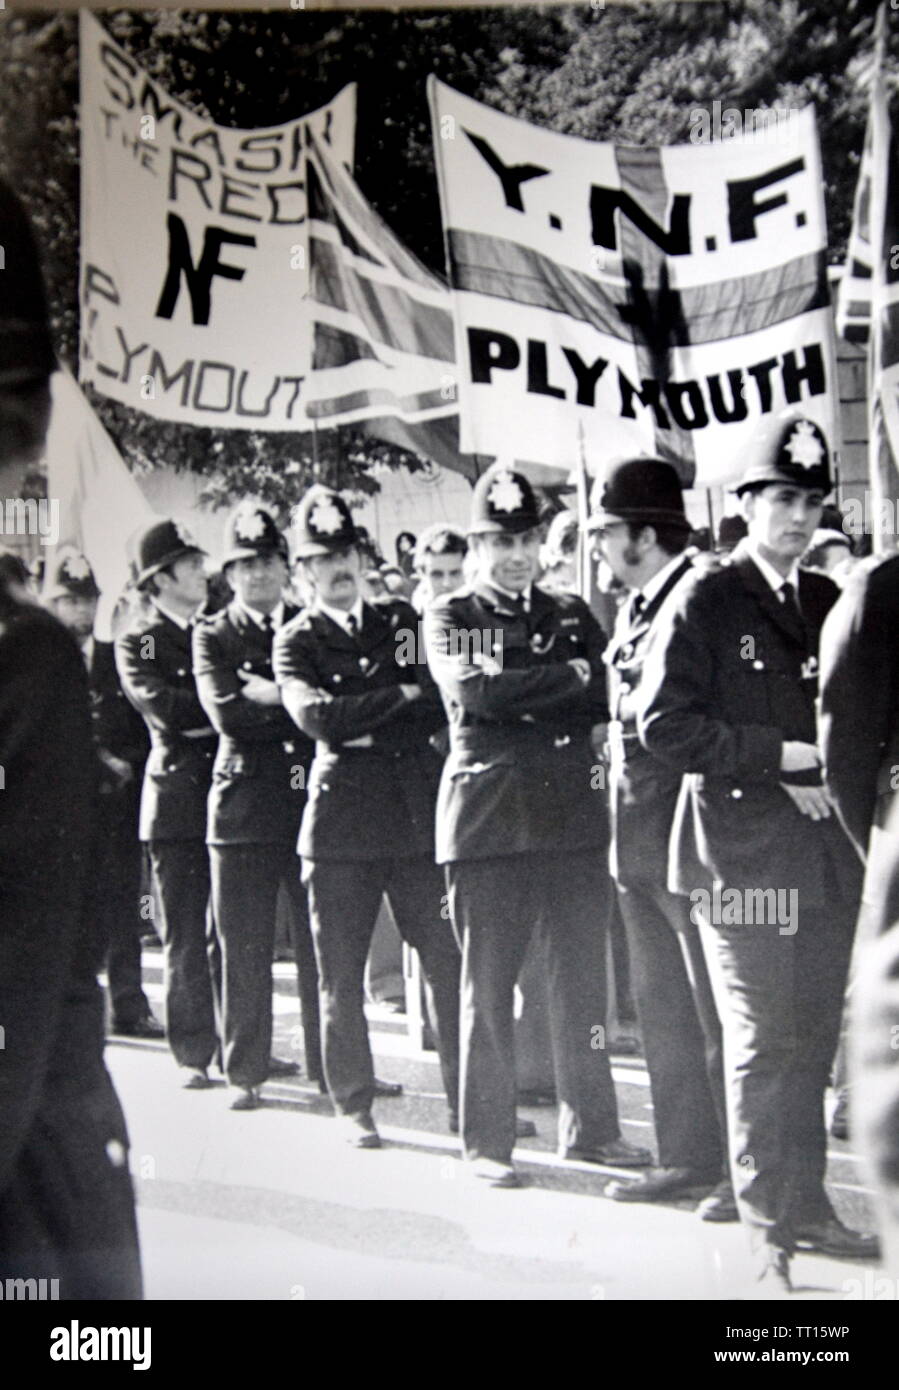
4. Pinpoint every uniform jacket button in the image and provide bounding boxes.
[177,667,187,677]
[731,788,743,799]
[283,741,295,754]
[752,659,764,670]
